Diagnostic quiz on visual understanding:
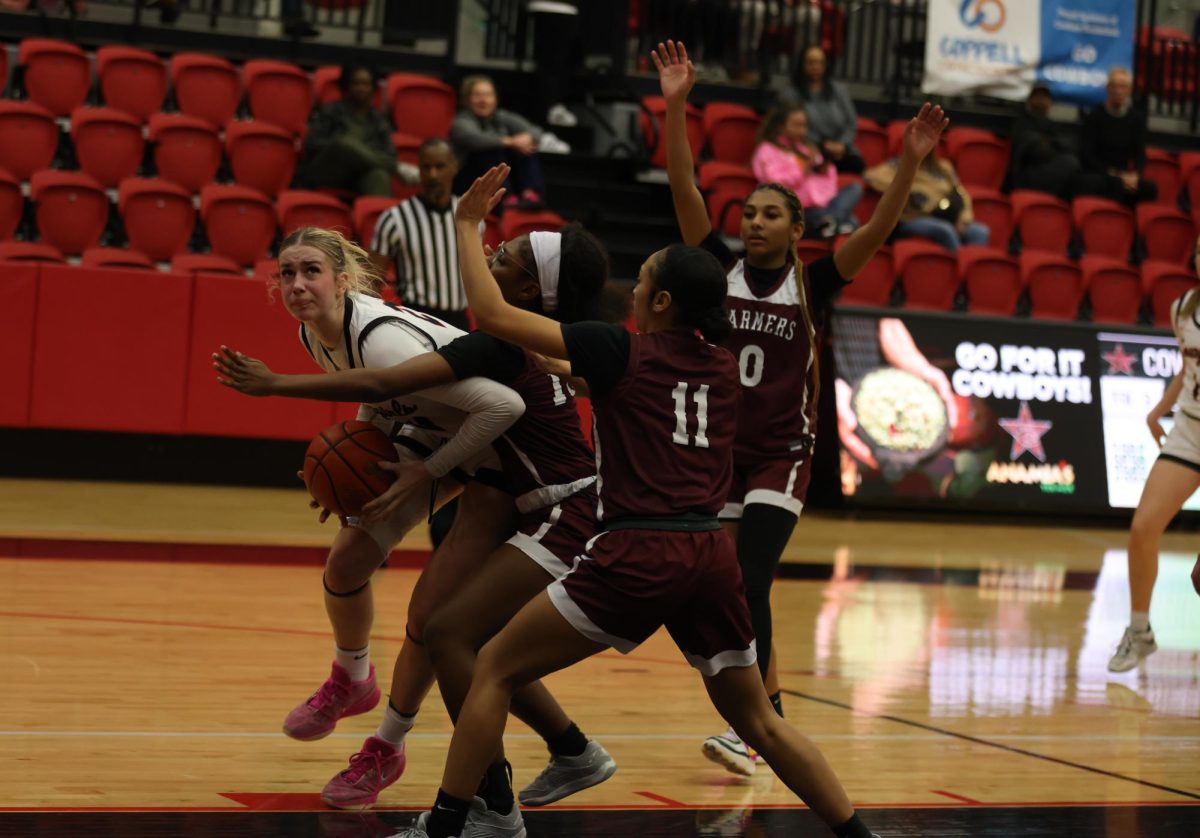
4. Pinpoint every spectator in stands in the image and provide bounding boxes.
[1074,67,1158,206]
[1008,83,1081,198]
[451,75,568,210]
[301,64,416,198]
[781,46,865,174]
[750,103,862,238]
[371,138,471,331]
[865,152,989,251]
